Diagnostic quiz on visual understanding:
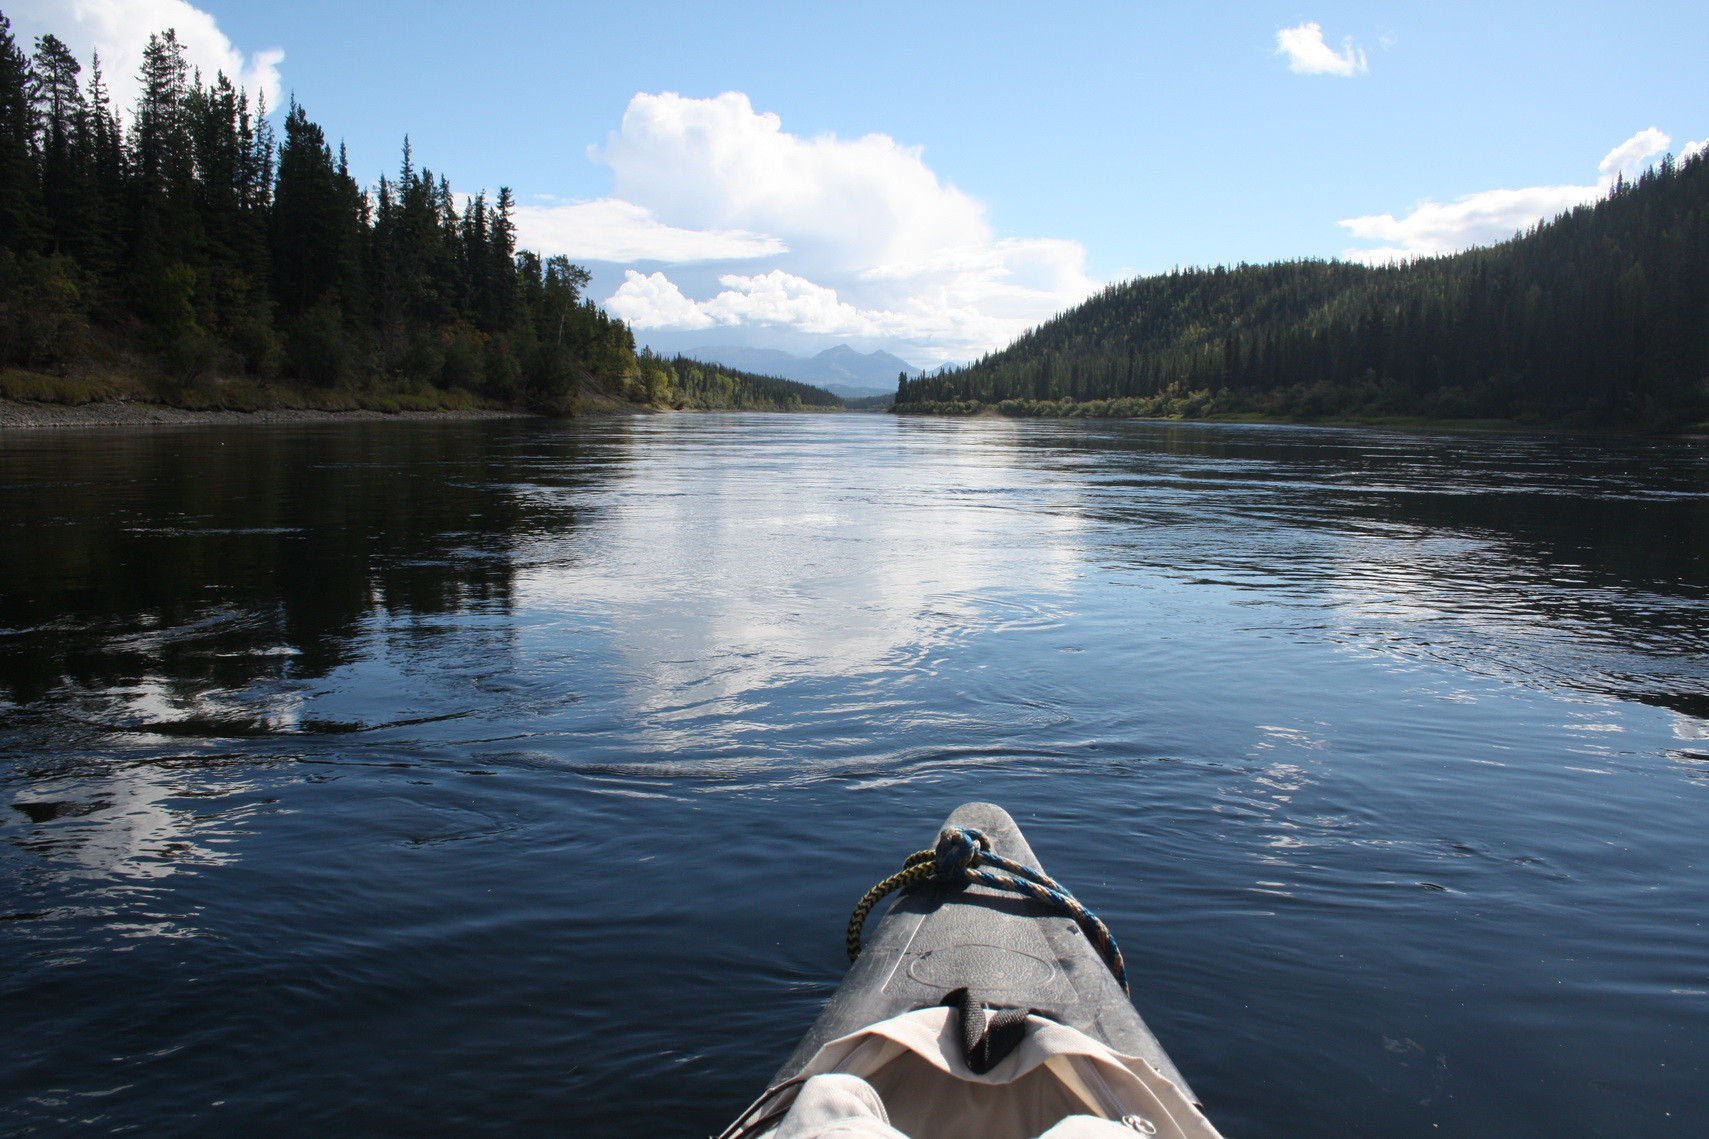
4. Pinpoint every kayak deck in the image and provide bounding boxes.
[773,801,1197,1103]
